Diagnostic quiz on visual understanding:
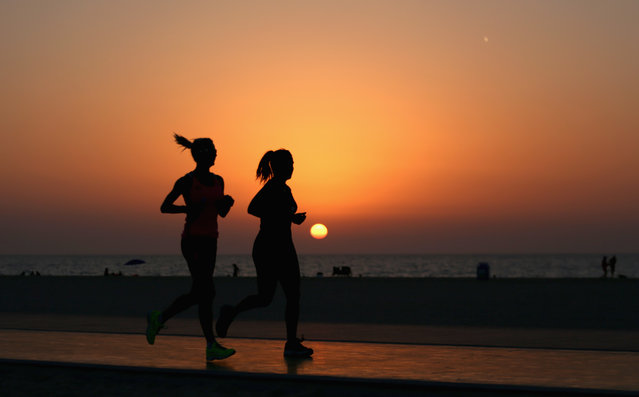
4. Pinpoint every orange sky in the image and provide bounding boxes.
[1,1,638,254]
